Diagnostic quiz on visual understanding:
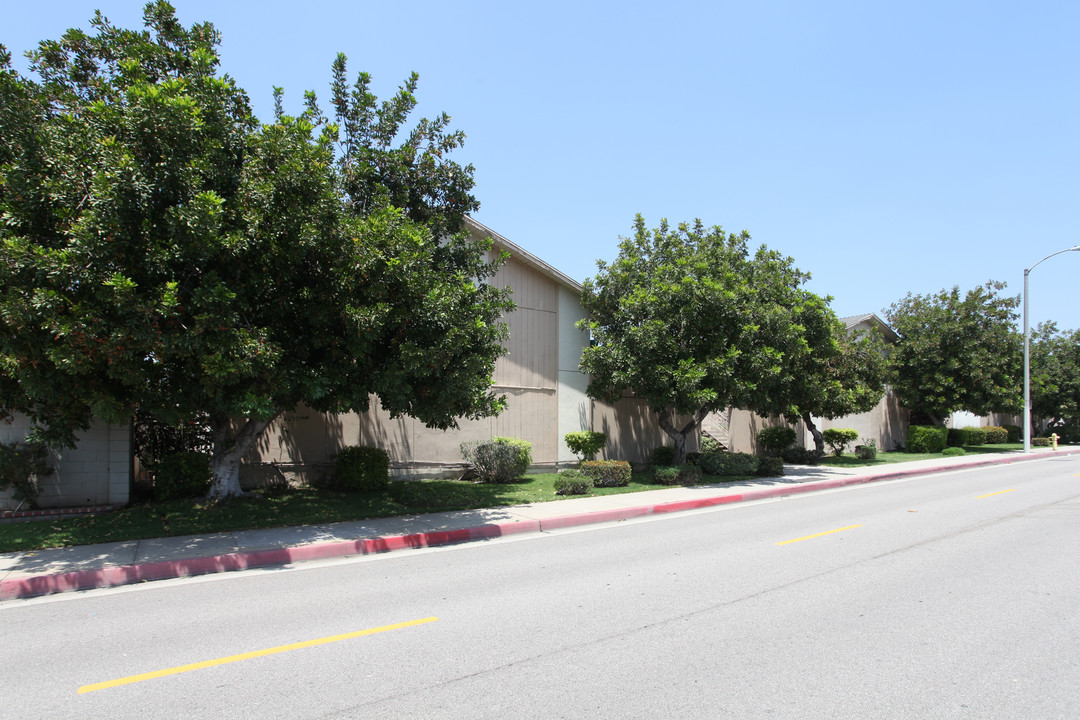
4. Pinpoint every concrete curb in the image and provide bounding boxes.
[3,448,1078,600]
